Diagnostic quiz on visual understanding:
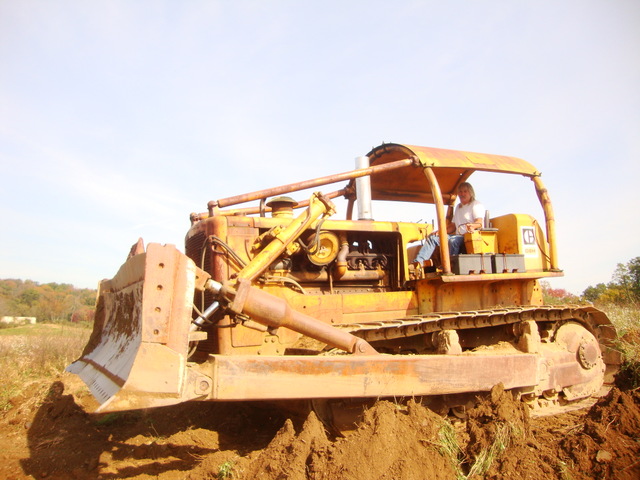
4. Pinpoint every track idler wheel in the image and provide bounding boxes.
[554,322,606,401]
